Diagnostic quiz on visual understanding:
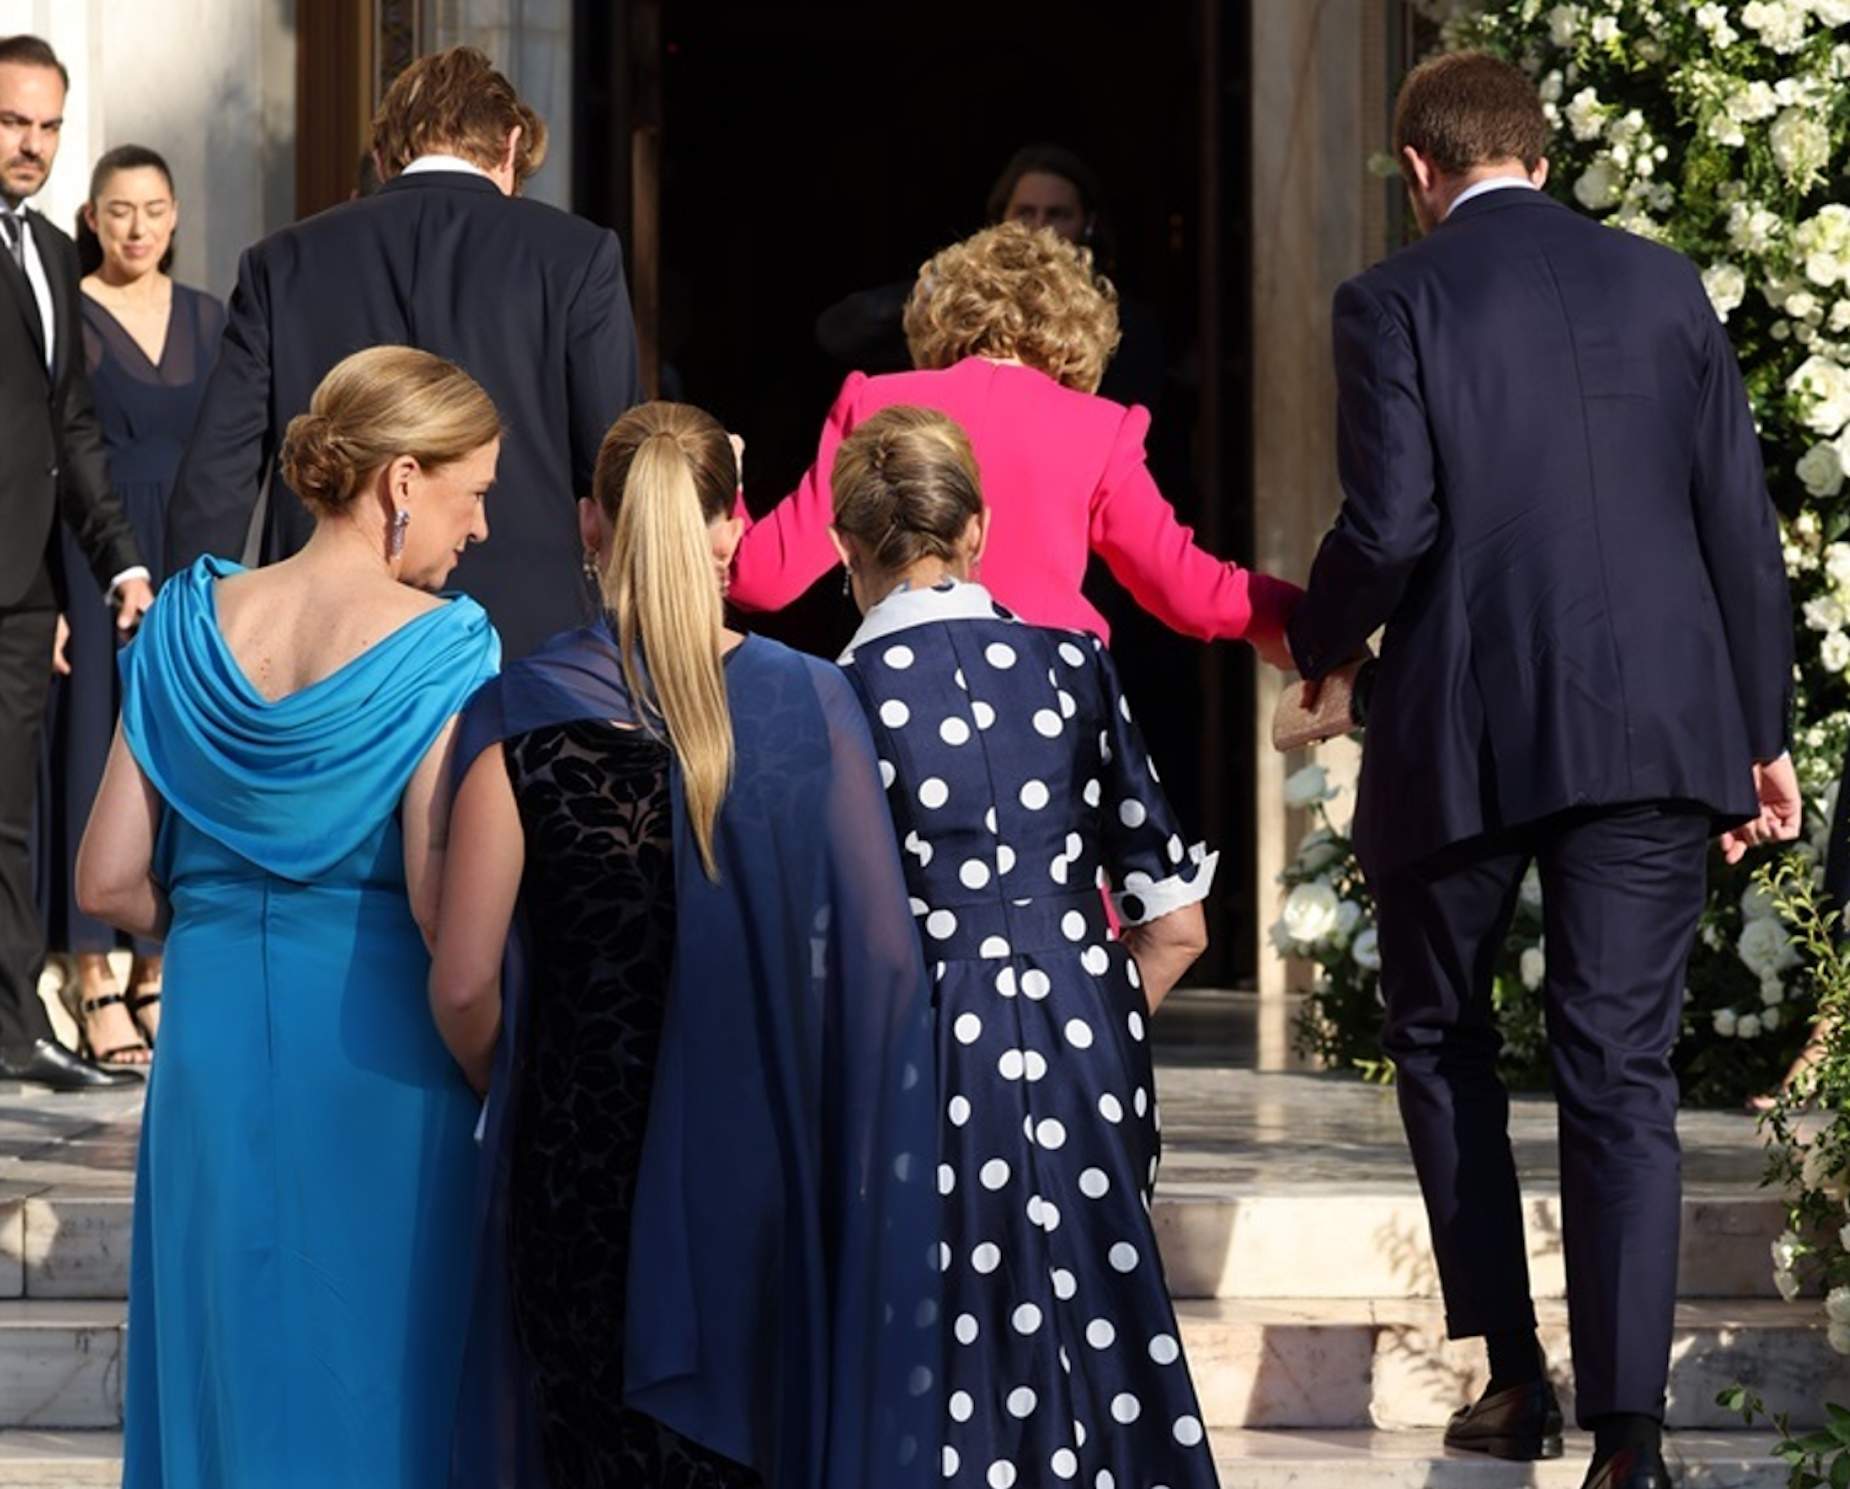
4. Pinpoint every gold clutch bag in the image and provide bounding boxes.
[1272,658,1369,752]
